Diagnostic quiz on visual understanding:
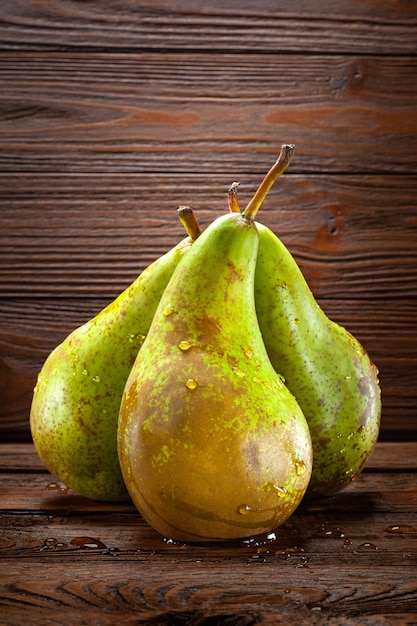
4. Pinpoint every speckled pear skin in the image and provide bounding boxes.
[254,223,381,497]
[30,237,193,502]
[118,213,312,542]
